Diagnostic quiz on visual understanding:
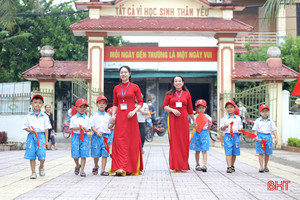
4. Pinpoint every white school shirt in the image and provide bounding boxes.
[23,110,52,132]
[137,103,149,123]
[90,111,111,134]
[220,114,243,133]
[252,117,277,134]
[70,113,91,134]
[194,113,212,130]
